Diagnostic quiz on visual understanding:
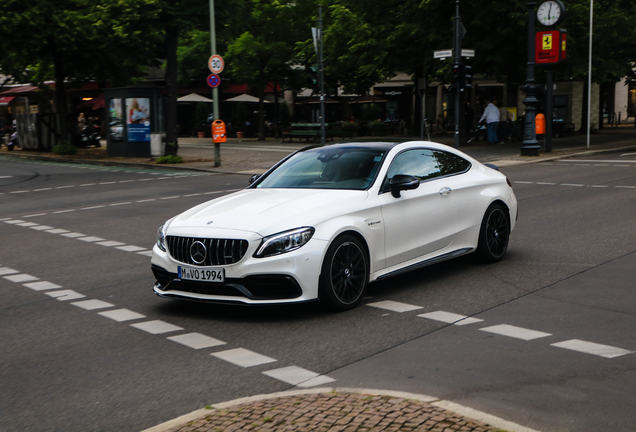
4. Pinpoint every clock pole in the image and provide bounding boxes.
[521,1,541,156]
